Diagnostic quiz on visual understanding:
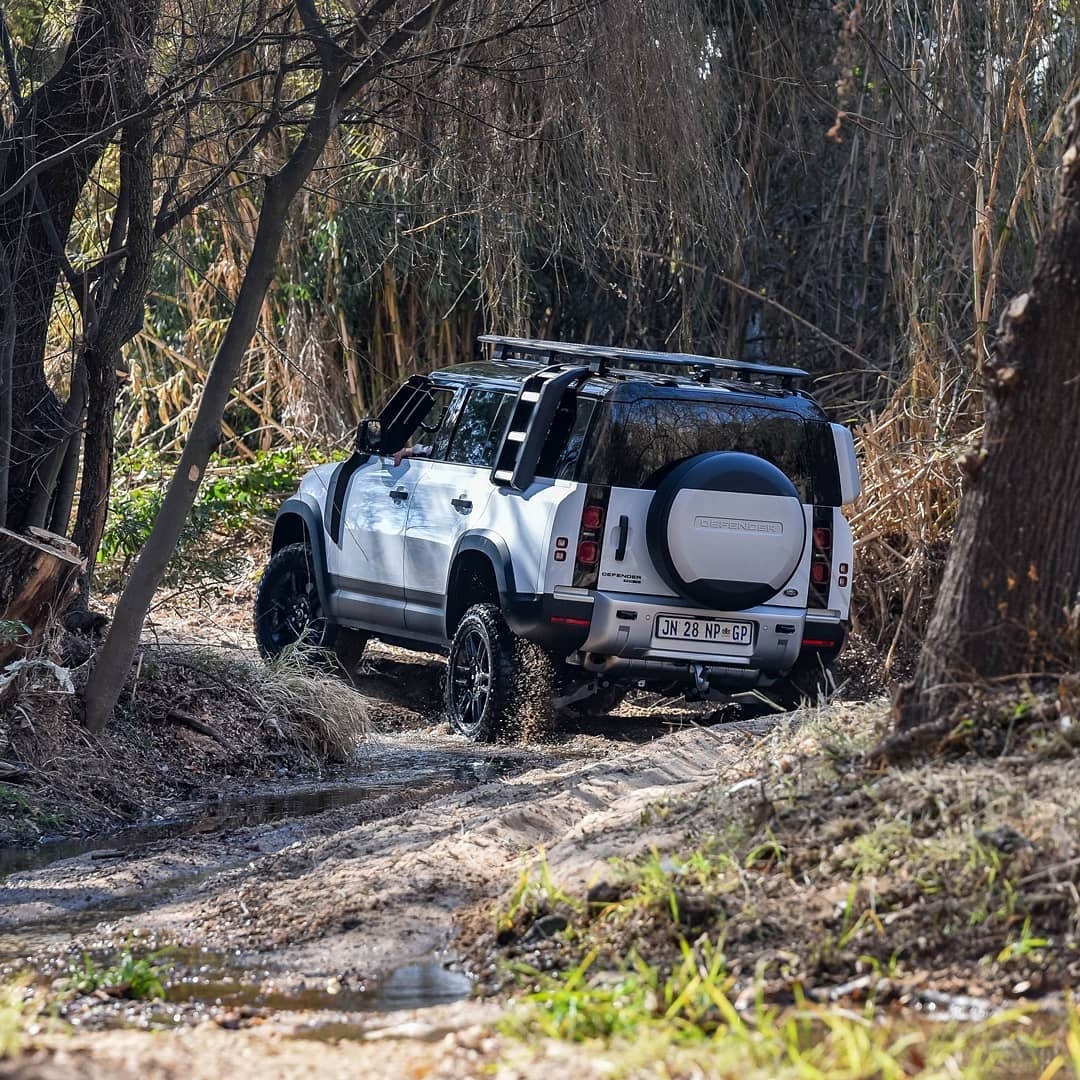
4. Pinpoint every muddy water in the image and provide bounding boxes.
[162,950,473,1014]
[0,740,542,1015]
[0,744,528,879]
